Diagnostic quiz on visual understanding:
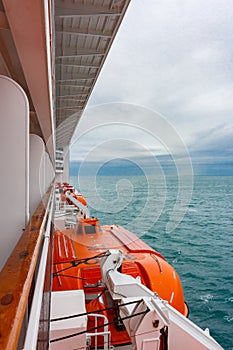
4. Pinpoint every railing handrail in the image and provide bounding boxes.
[0,185,54,350]
[23,188,54,350]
